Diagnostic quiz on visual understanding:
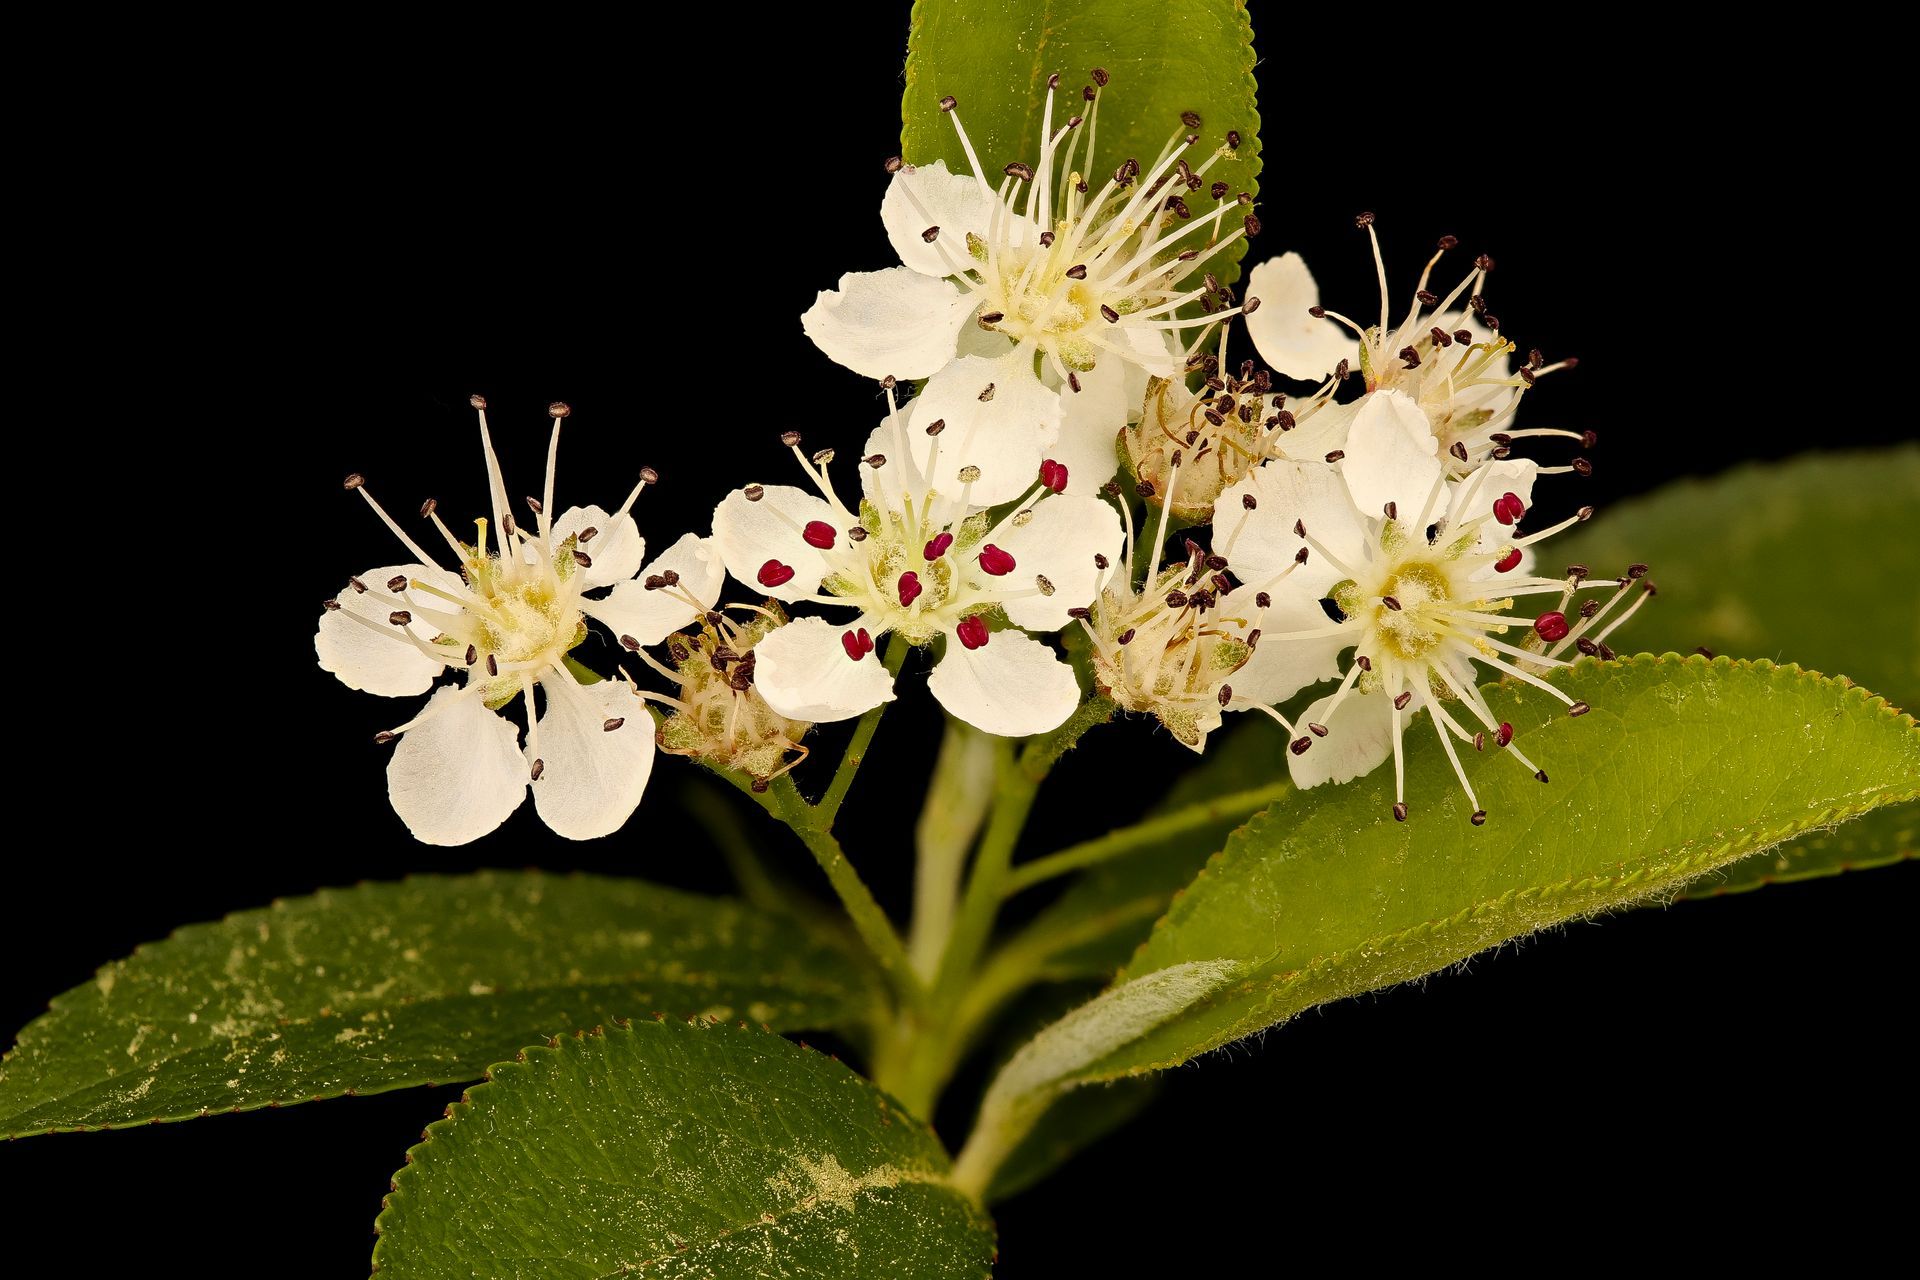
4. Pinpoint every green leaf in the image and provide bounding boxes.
[903,0,1262,286]
[1086,657,1920,1080]
[1679,799,1916,898]
[1555,448,1919,707]
[371,1018,995,1279]
[1,872,882,1138]
[1557,447,1920,885]
[985,1078,1157,1201]
[1010,714,1291,981]
[952,962,1236,1199]
[968,982,1160,1202]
